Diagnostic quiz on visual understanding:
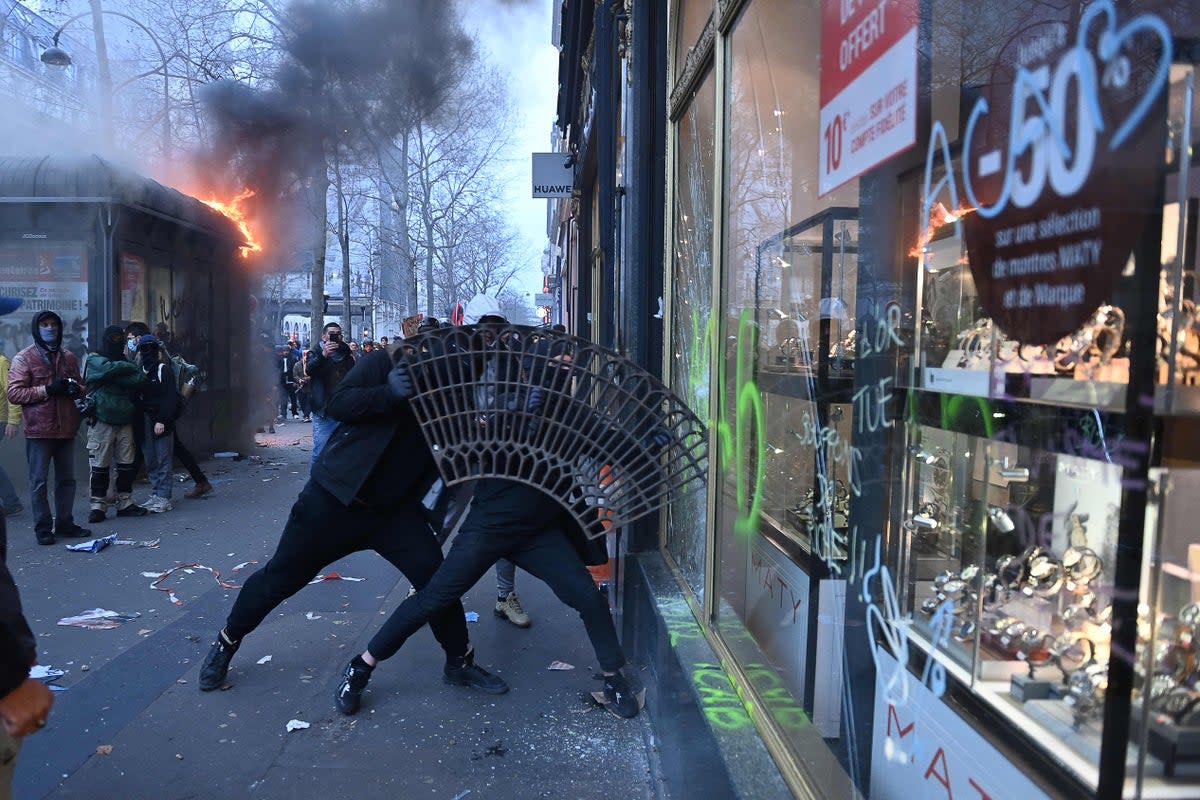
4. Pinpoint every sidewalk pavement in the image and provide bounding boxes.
[9,421,665,800]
